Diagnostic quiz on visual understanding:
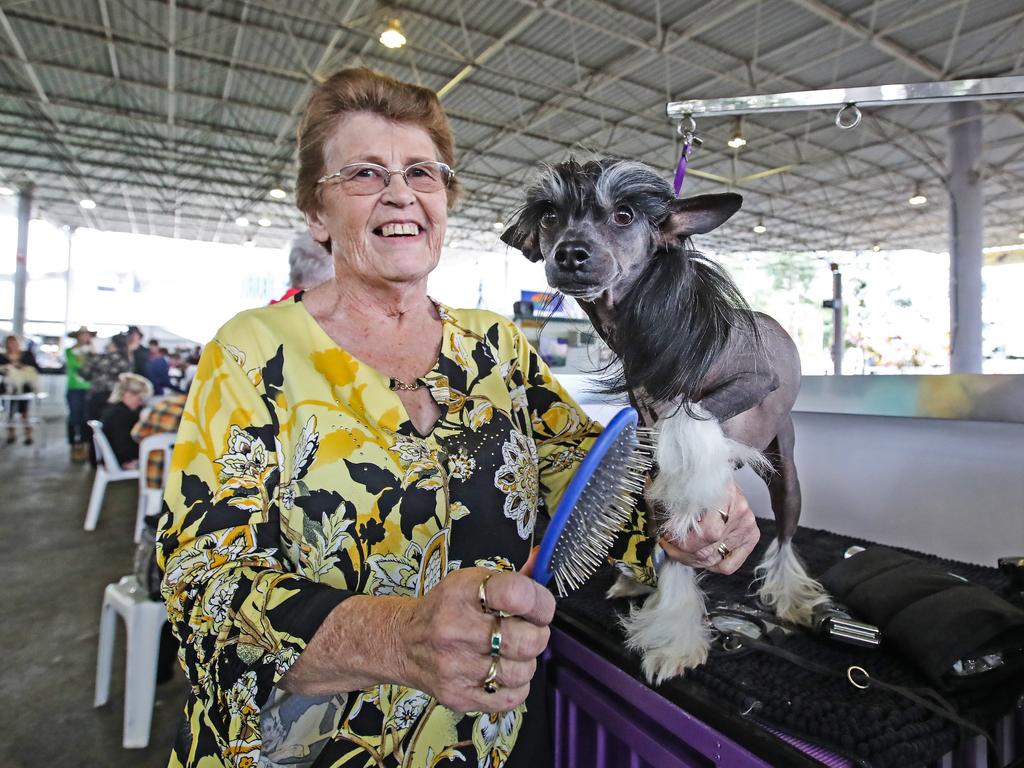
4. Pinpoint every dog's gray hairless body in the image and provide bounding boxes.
[503,159,826,679]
